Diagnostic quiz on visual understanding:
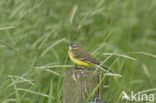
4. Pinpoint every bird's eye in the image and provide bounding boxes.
[71,44,76,48]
